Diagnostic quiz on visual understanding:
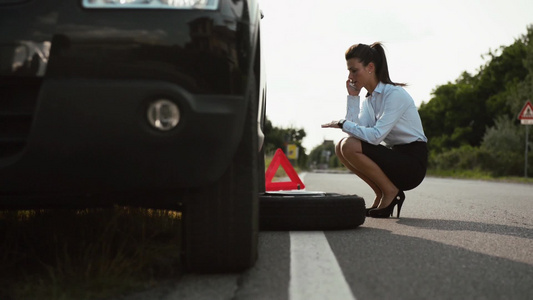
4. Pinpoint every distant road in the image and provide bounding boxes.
[121,174,533,300]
